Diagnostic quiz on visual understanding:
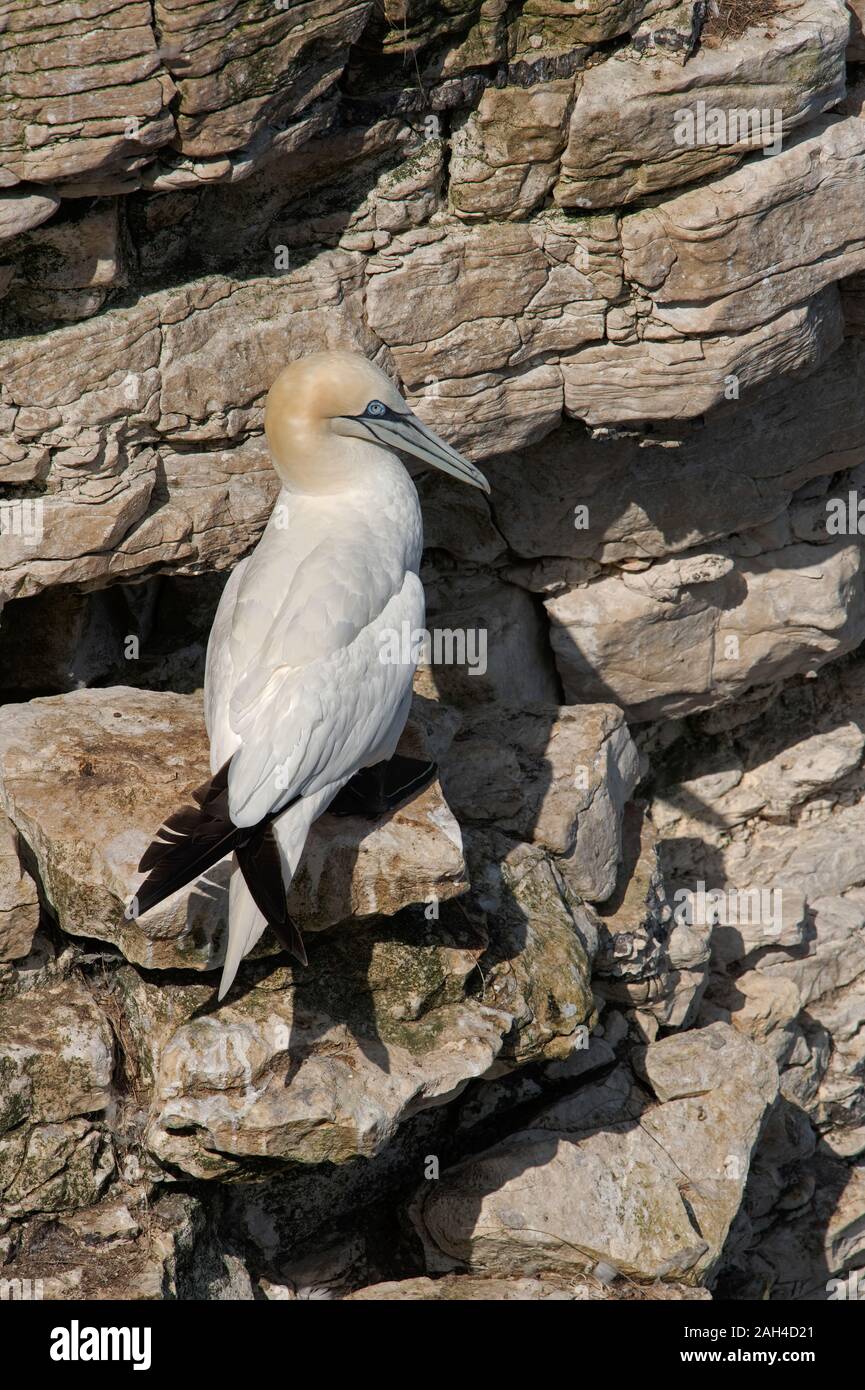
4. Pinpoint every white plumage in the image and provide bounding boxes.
[134,350,488,999]
[205,444,424,994]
